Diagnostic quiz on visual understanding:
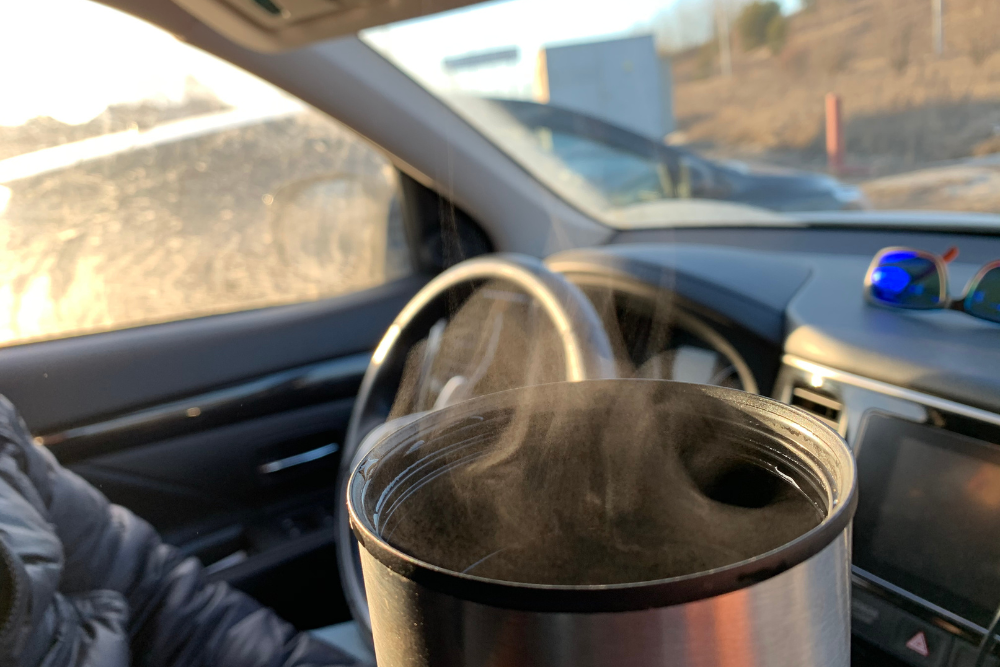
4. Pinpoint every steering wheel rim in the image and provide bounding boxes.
[336,253,617,641]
